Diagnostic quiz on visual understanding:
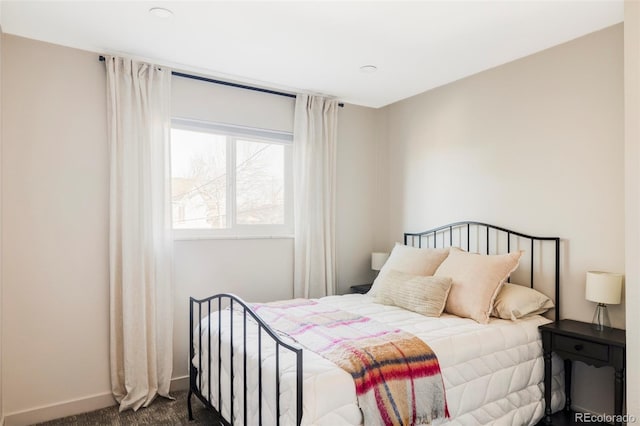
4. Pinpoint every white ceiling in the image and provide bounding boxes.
[0,1,624,108]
